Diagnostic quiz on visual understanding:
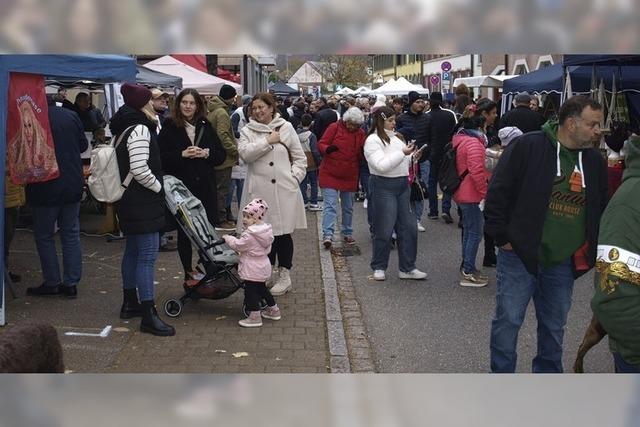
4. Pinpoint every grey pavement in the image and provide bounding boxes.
[342,199,613,373]
[4,210,329,373]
